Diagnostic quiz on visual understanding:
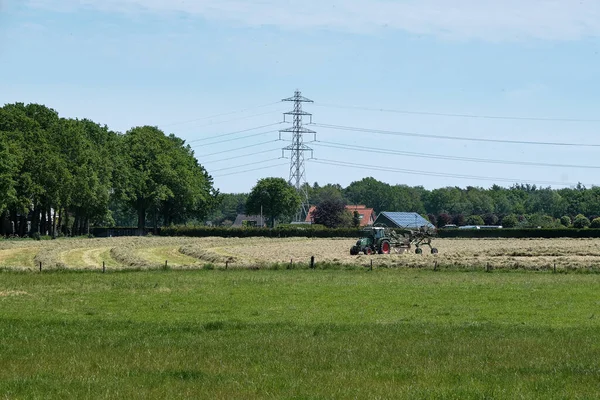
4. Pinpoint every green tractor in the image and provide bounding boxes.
[350,225,438,255]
